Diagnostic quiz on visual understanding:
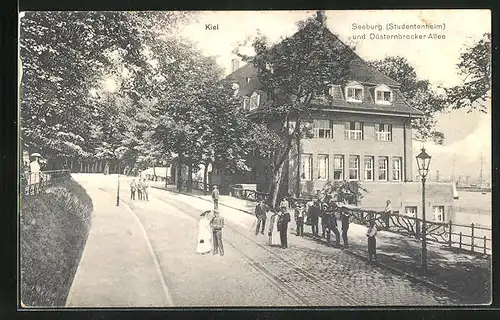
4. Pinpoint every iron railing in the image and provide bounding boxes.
[228,188,492,255]
[20,169,71,197]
